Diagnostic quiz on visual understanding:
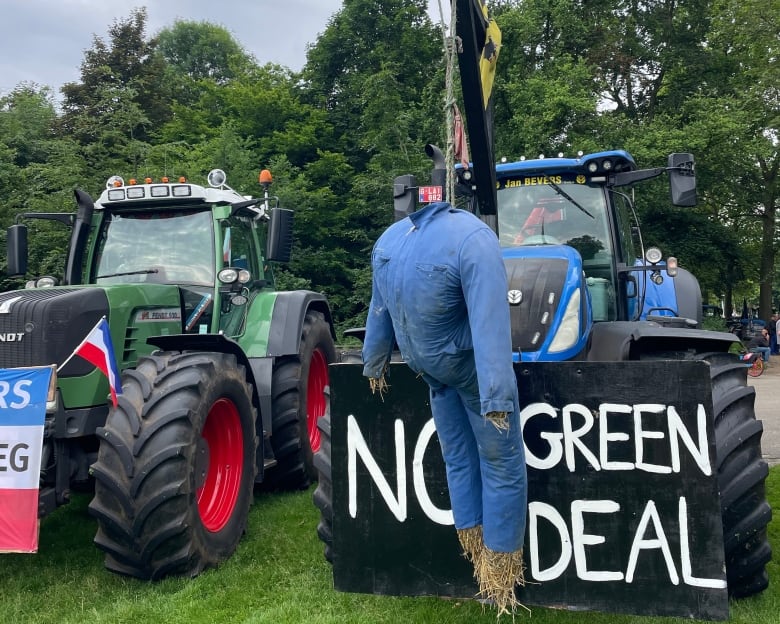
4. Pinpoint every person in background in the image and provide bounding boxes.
[747,327,772,363]
[768,313,778,355]
[775,313,780,356]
